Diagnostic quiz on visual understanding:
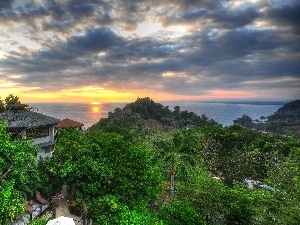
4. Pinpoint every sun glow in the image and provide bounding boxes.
[92,106,100,113]
[162,72,175,77]
[91,102,101,105]
[166,25,187,33]
[135,22,162,37]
